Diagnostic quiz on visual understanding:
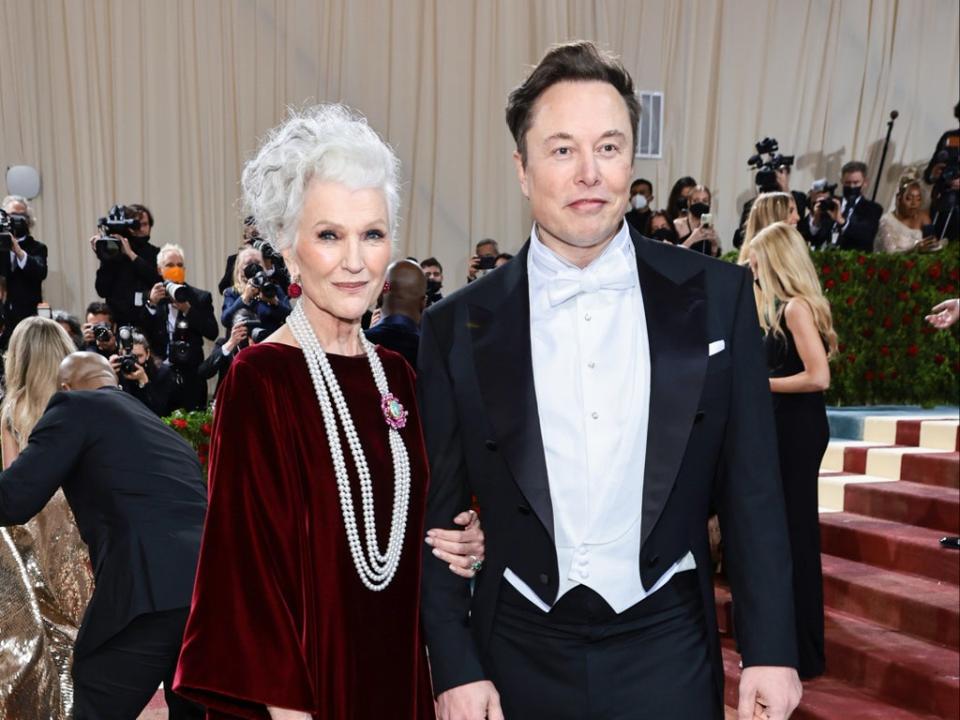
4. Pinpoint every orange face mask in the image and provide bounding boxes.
[162,266,186,284]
